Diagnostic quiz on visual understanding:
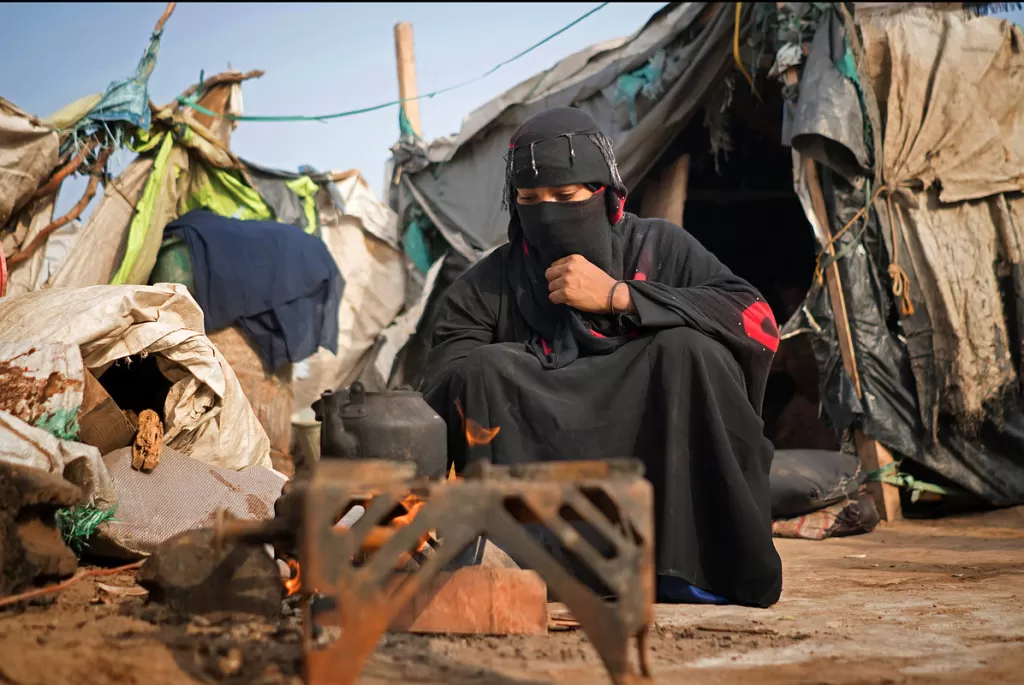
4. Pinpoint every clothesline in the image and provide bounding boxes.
[177,2,610,124]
